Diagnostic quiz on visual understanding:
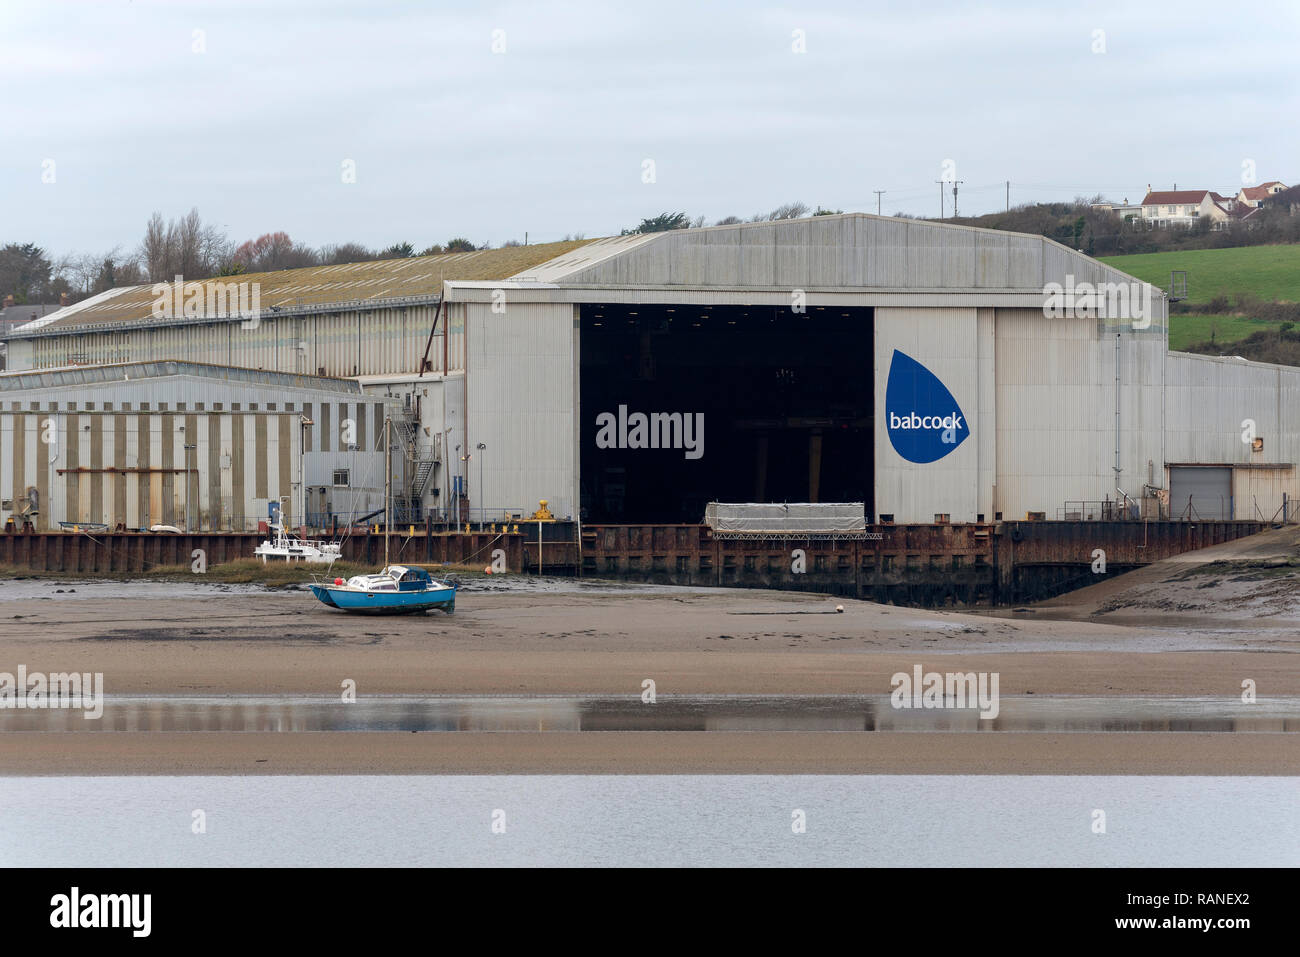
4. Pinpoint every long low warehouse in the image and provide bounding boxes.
[0,362,402,532]
[2,214,1297,530]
